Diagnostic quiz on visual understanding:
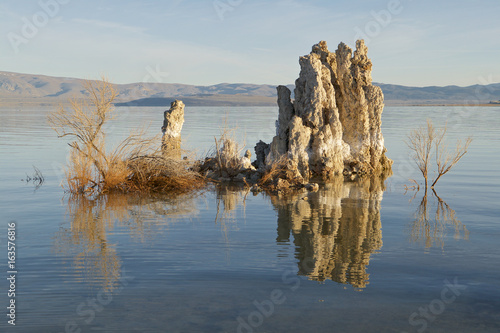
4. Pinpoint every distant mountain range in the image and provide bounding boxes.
[1,71,499,107]
[376,83,500,105]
